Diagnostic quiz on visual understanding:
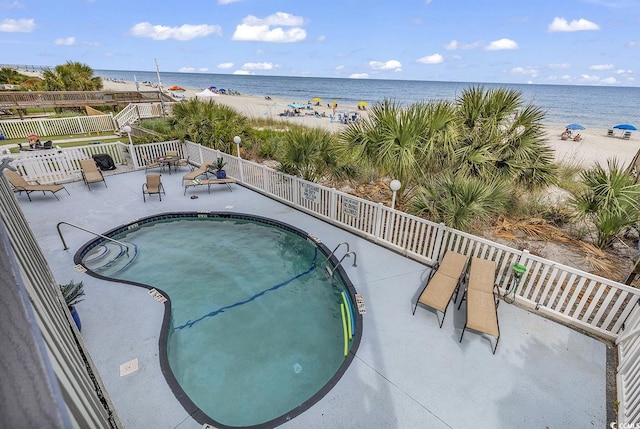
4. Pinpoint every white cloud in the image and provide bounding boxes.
[178,67,195,72]
[485,38,519,50]
[1,1,25,9]
[232,13,306,43]
[548,17,600,33]
[511,66,538,76]
[349,73,369,79]
[627,41,640,48]
[0,18,34,32]
[233,69,252,75]
[217,0,240,4]
[217,62,234,69]
[129,22,222,41]
[548,63,571,69]
[588,64,614,70]
[369,60,402,71]
[615,69,633,75]
[241,62,276,71]
[335,65,344,71]
[54,37,75,46]
[444,39,482,50]
[417,53,443,64]
[601,77,617,84]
